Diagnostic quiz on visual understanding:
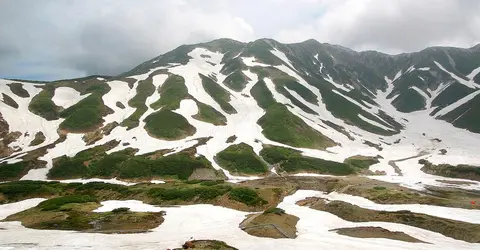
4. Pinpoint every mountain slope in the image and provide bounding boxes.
[1,38,480,187]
